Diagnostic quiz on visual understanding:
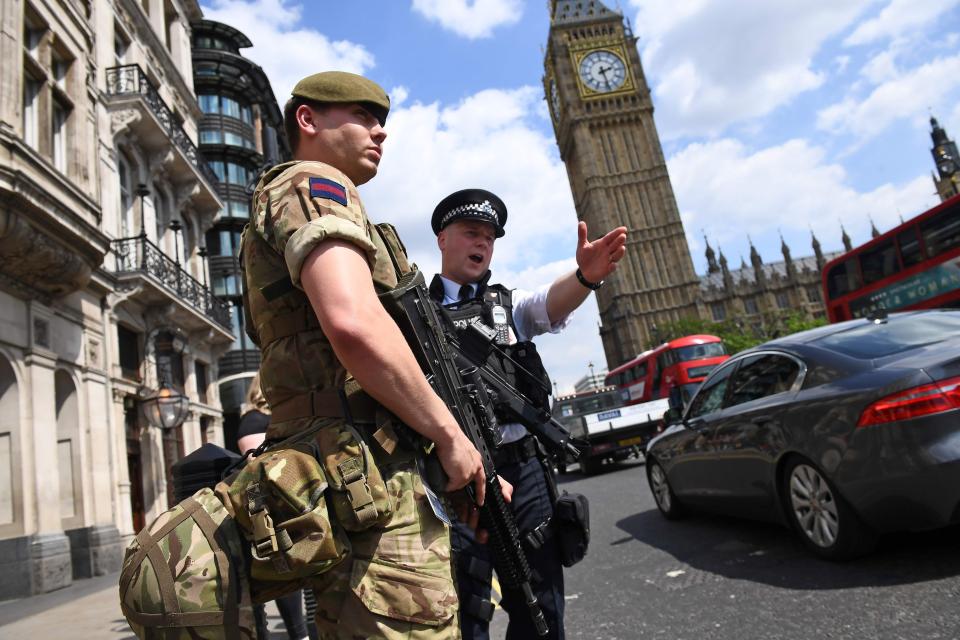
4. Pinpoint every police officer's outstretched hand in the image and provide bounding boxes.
[577,220,628,284]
